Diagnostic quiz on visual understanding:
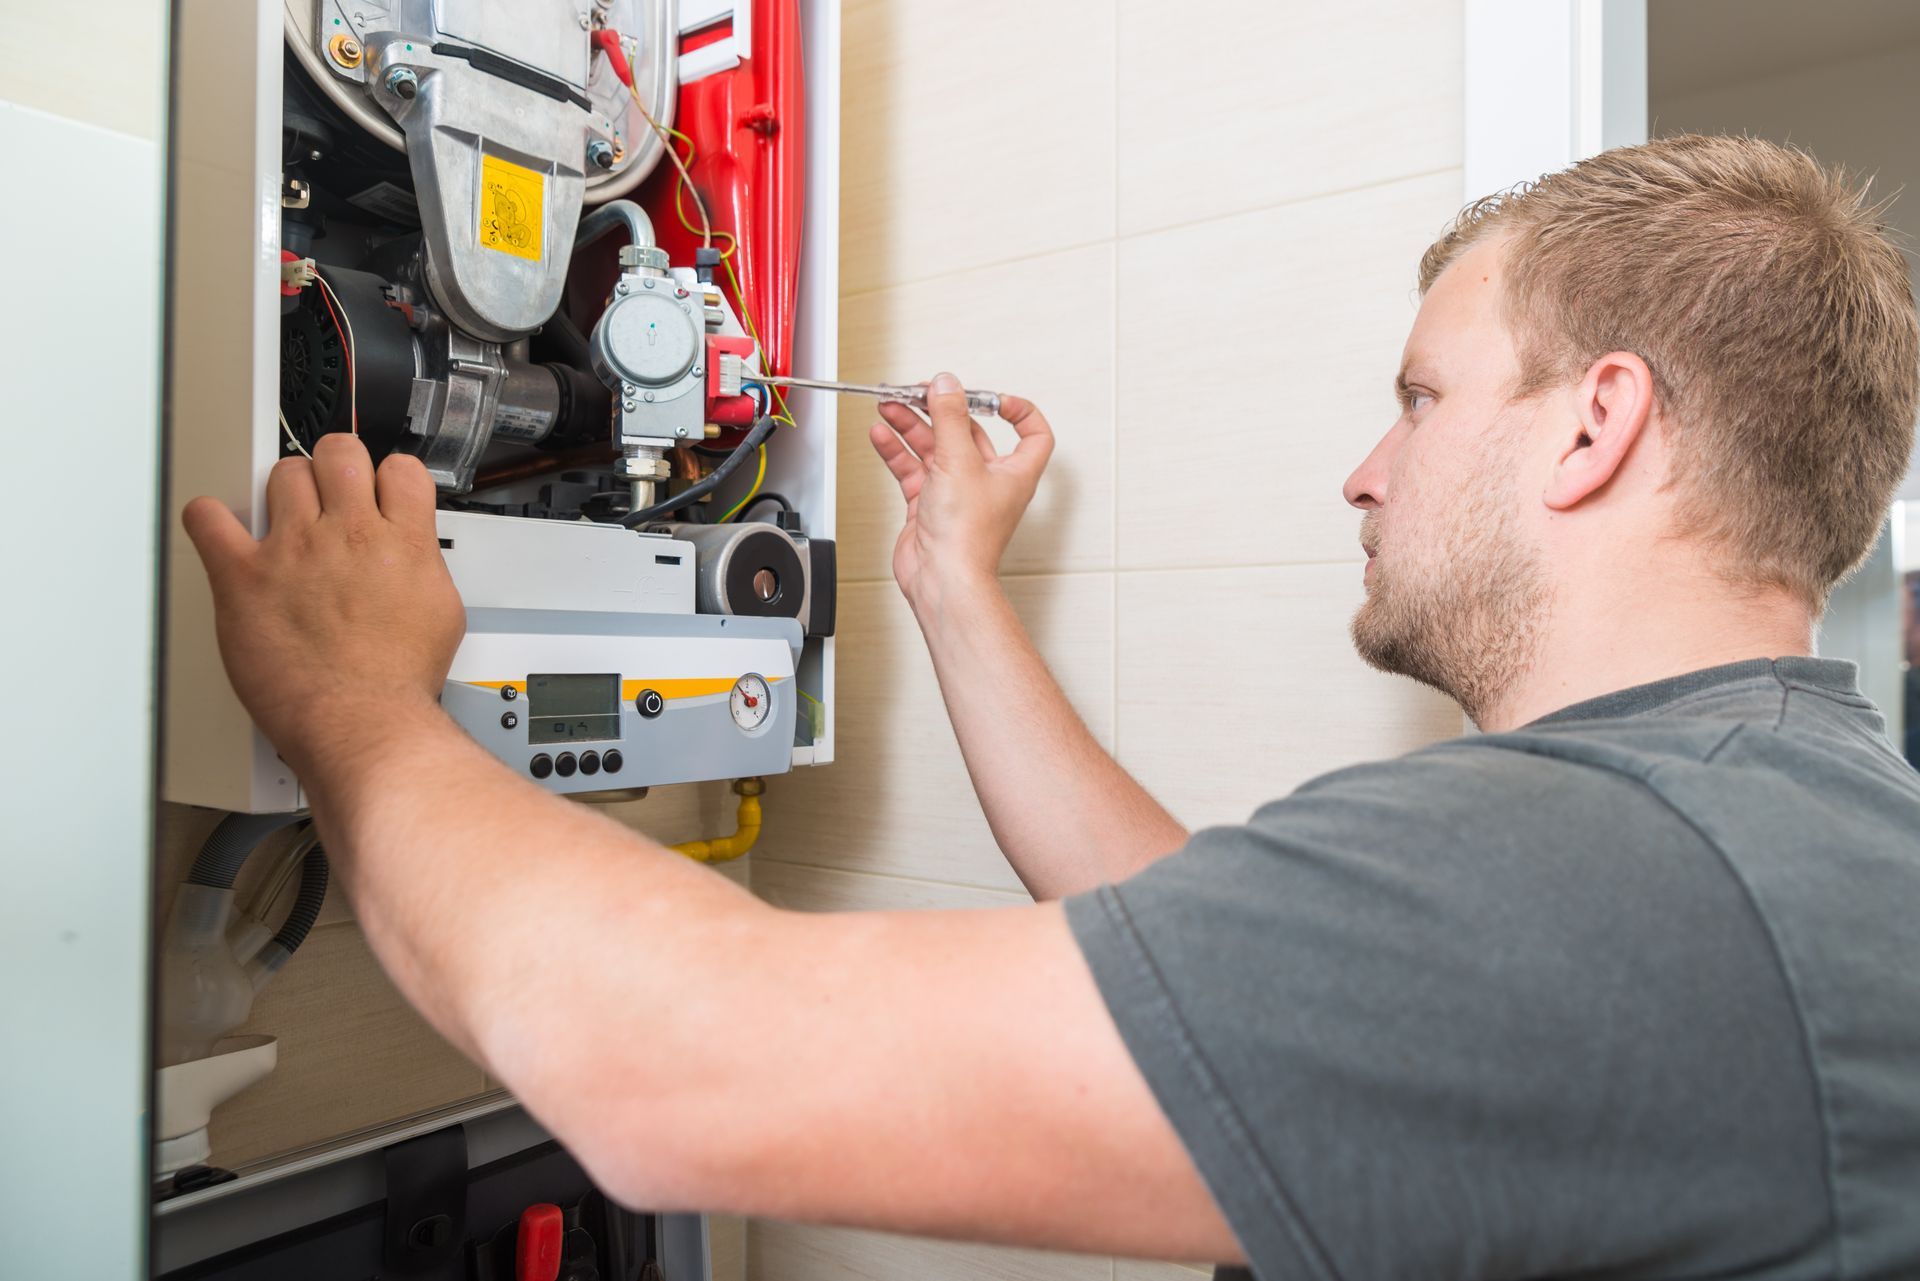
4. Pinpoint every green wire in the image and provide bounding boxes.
[717,444,768,522]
